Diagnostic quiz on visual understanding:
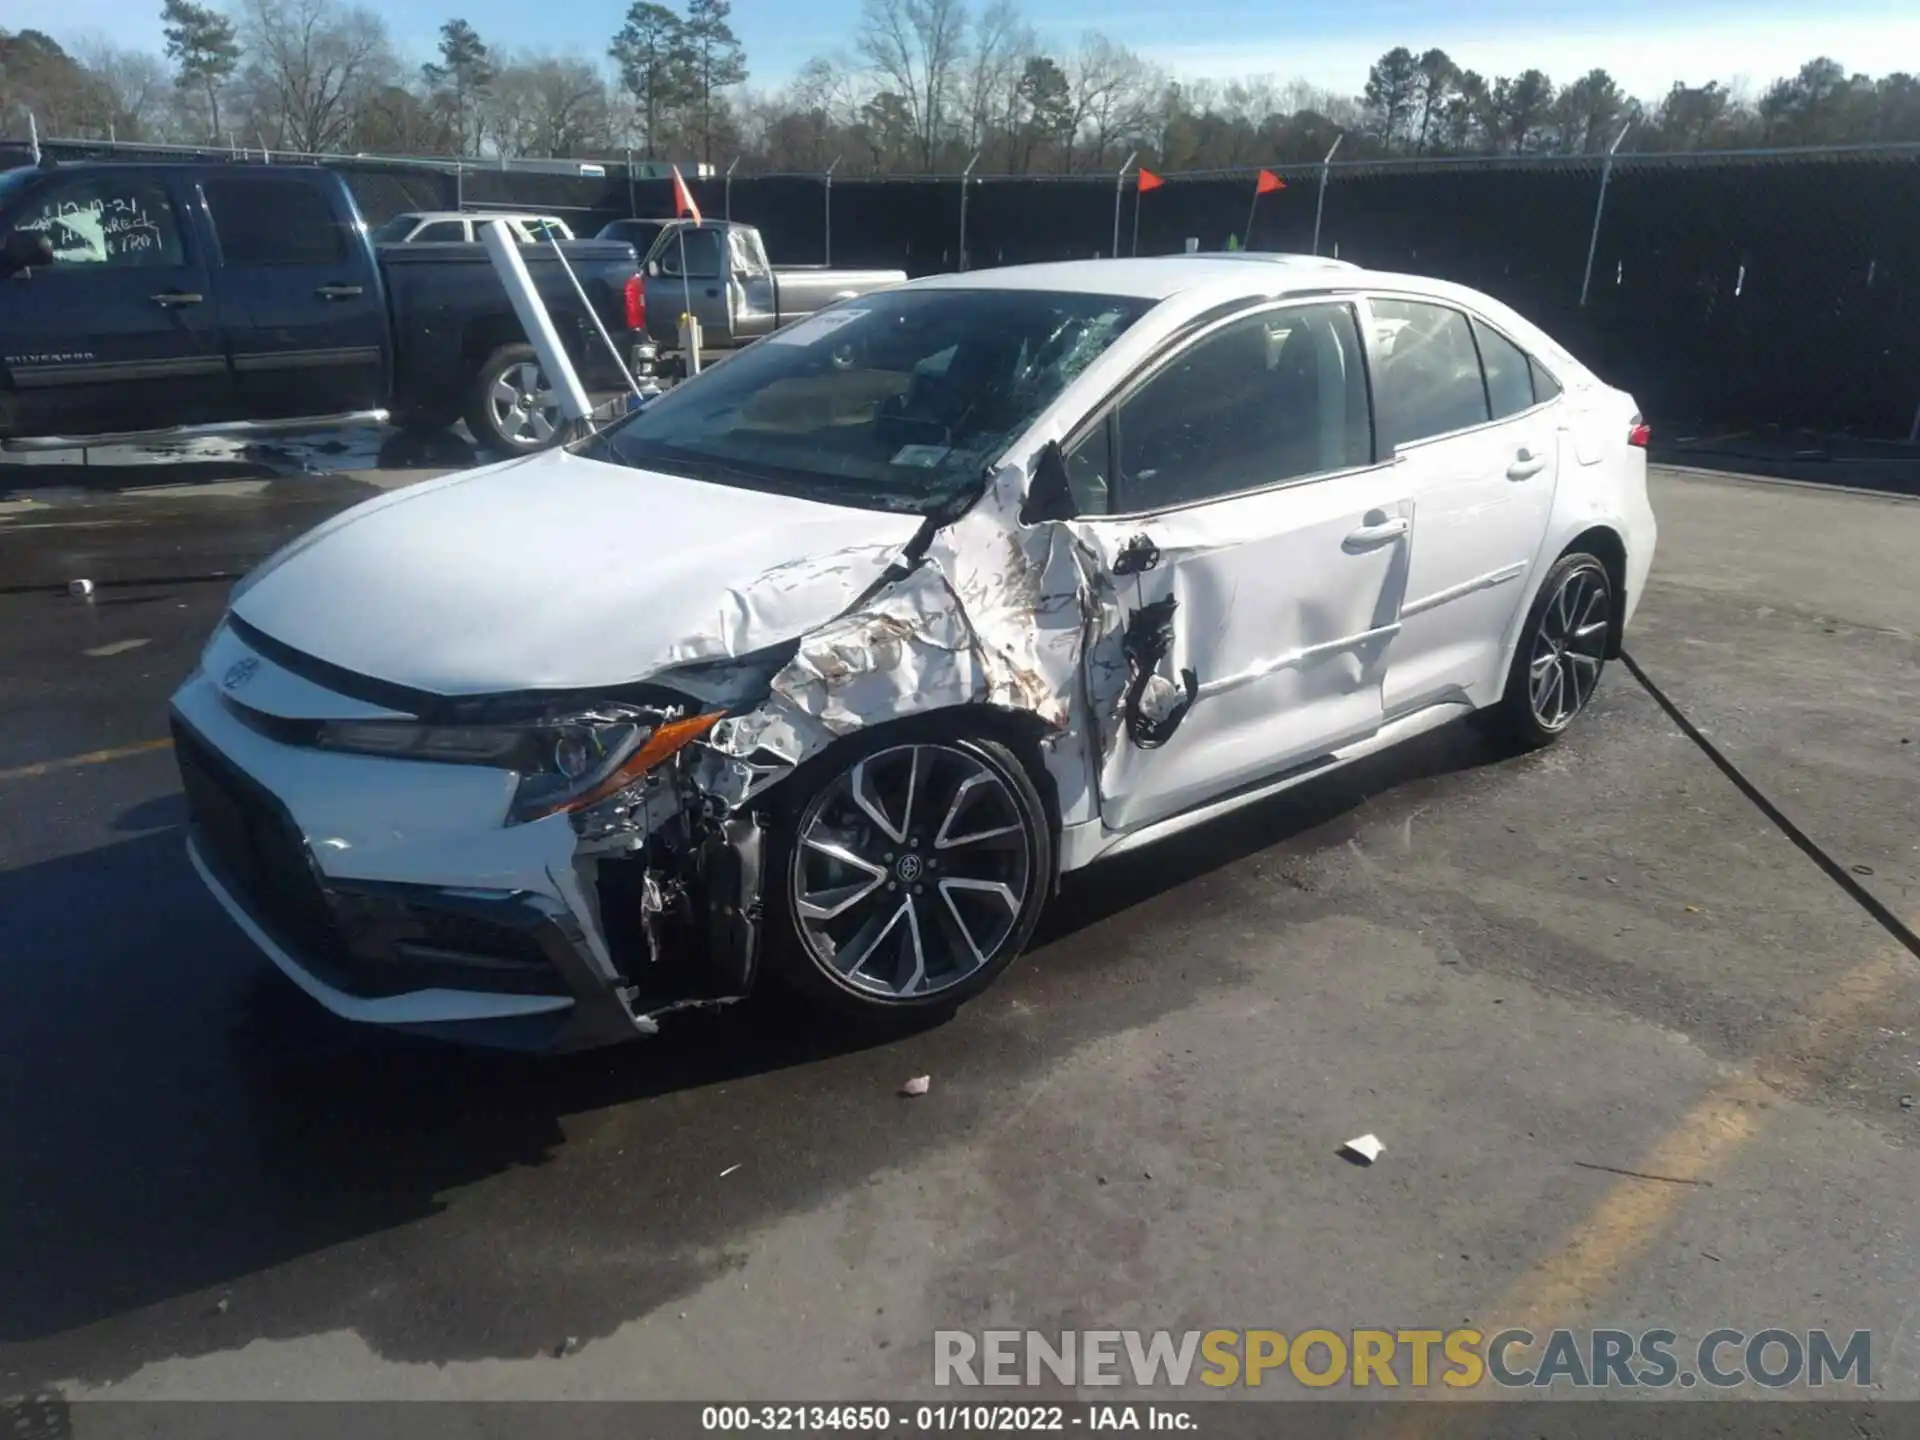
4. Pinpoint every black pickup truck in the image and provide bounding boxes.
[0,161,645,454]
